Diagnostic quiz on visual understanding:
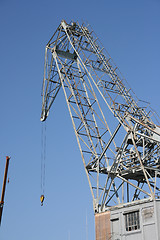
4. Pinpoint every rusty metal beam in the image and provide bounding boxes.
[0,156,10,225]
